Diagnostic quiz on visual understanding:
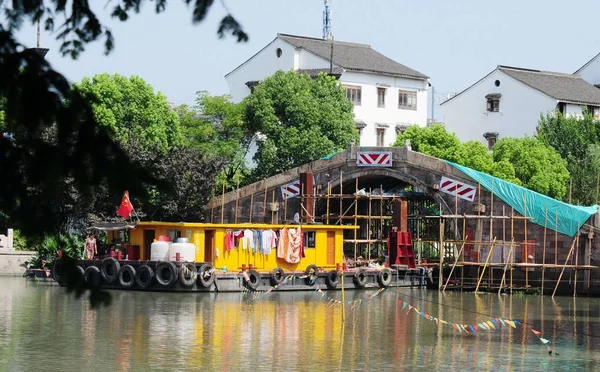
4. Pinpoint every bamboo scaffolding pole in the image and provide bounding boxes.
[438,218,445,291]
[554,211,558,265]
[249,193,254,223]
[574,232,580,297]
[221,182,226,223]
[552,237,578,298]
[502,205,506,264]
[271,191,275,224]
[334,201,357,225]
[542,208,548,295]
[378,185,383,261]
[510,208,514,294]
[354,178,358,261]
[489,181,494,289]
[234,181,240,224]
[326,183,331,225]
[475,237,497,293]
[368,187,372,261]
[443,237,467,291]
[339,171,343,227]
[524,193,528,287]
[476,183,482,282]
[461,215,466,289]
[210,197,214,224]
[284,185,288,223]
[498,239,515,294]
[262,184,268,223]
